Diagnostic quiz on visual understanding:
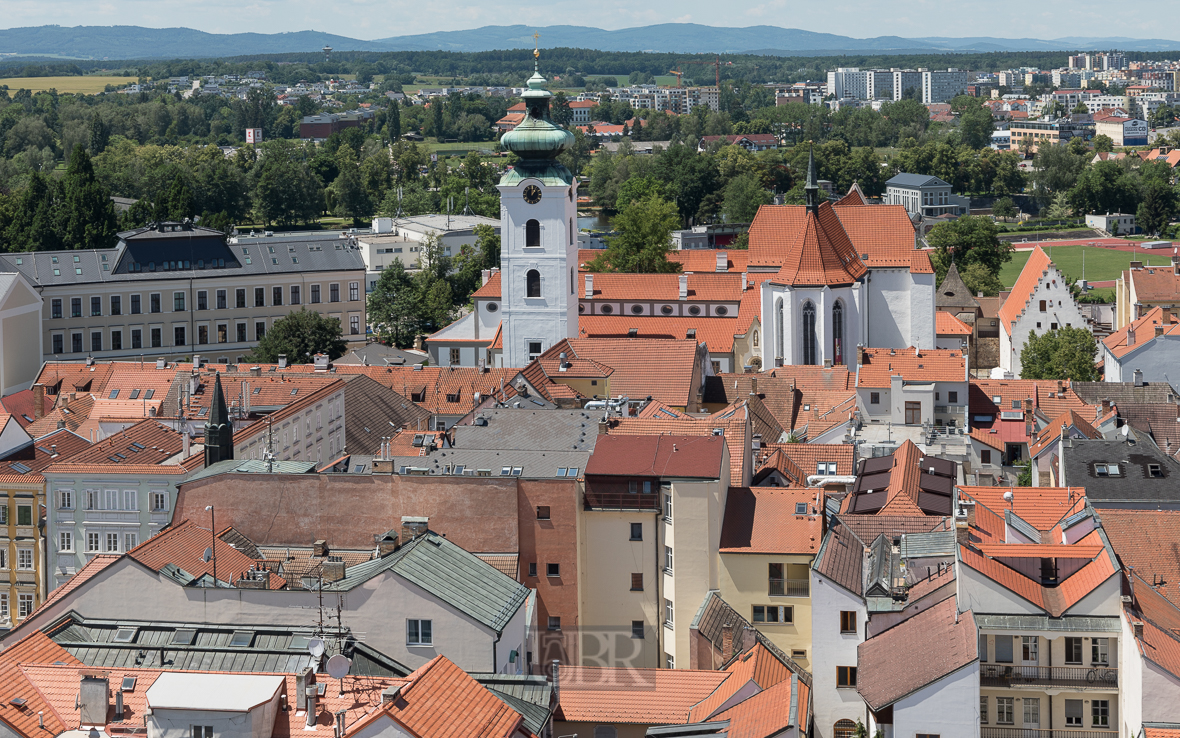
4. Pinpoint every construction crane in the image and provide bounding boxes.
[668,69,684,87]
[678,56,724,88]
